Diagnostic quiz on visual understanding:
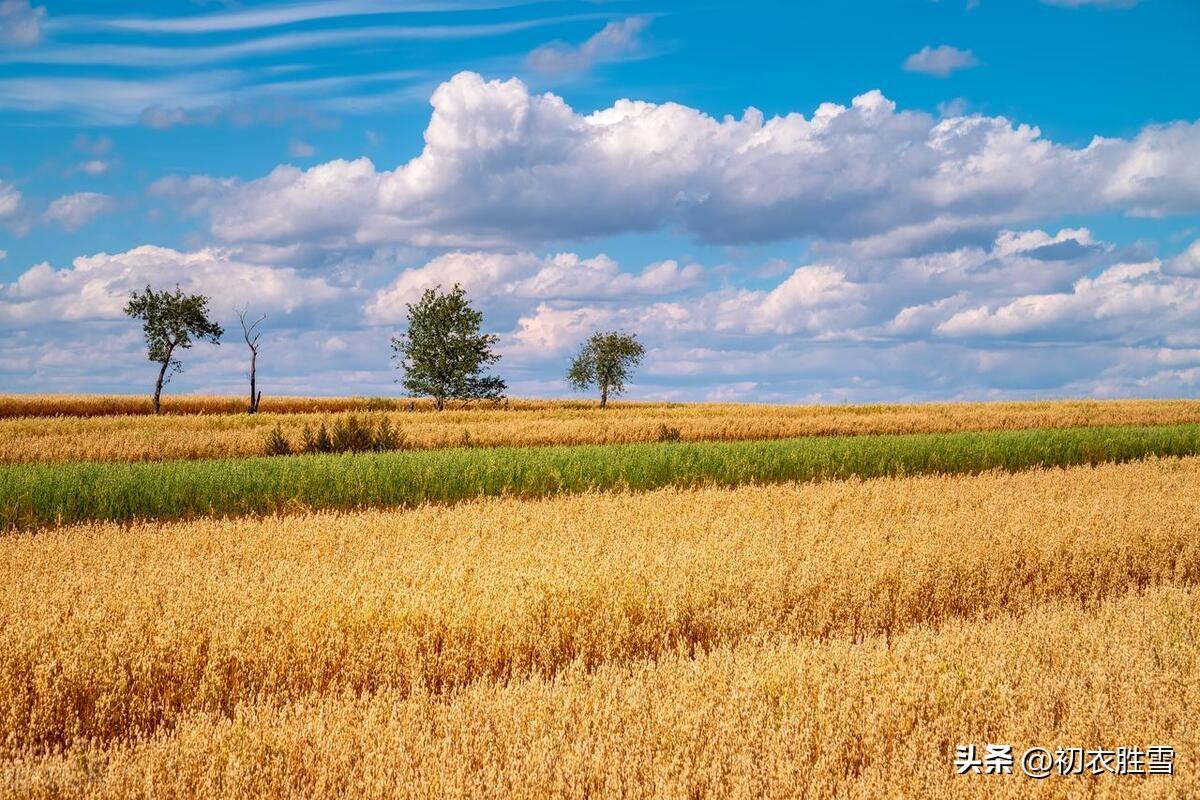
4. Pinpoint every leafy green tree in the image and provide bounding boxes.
[390,284,506,411]
[124,285,223,415]
[567,330,645,408]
